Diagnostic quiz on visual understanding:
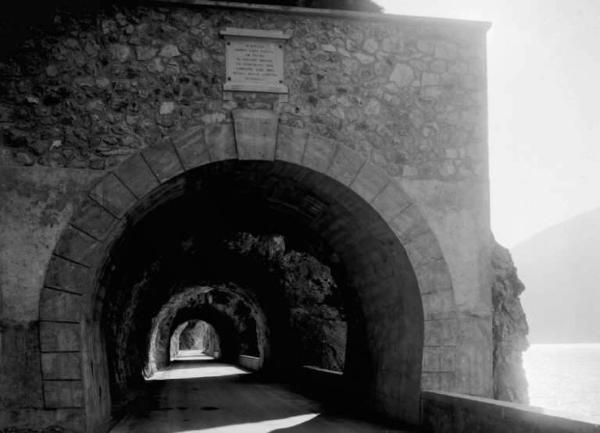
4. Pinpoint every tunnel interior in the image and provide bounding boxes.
[96,160,424,418]
[170,320,223,360]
